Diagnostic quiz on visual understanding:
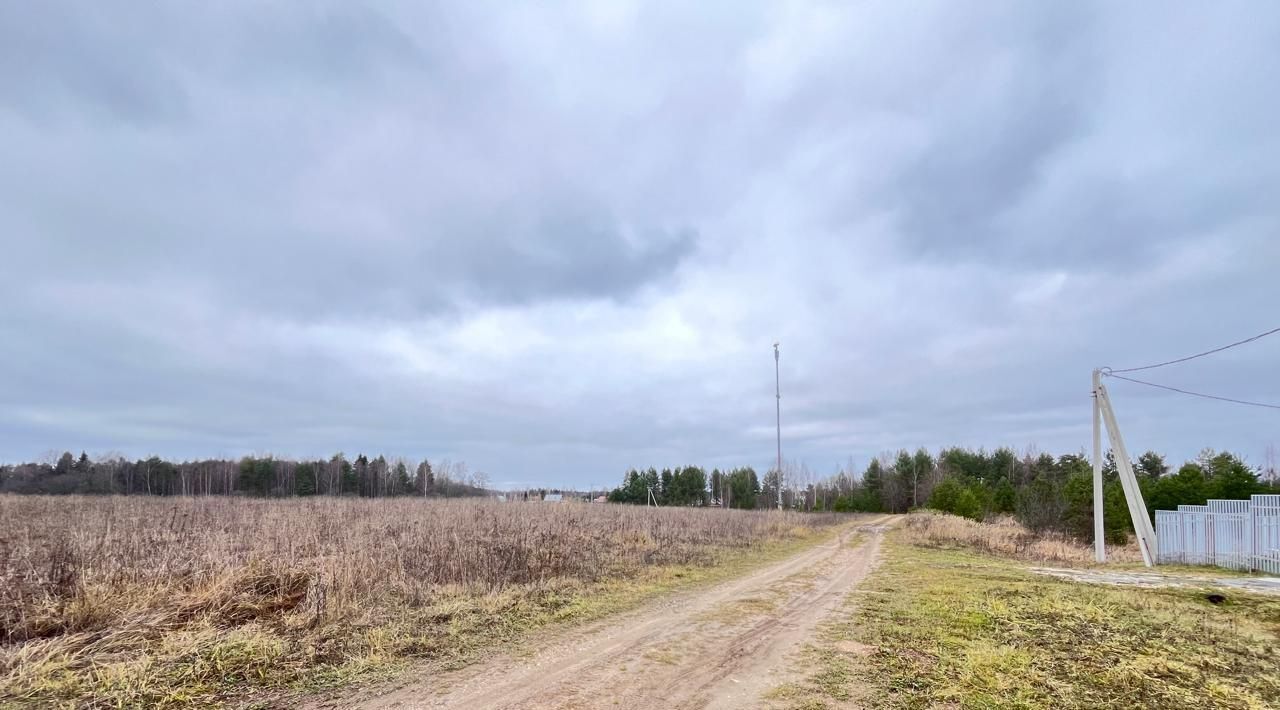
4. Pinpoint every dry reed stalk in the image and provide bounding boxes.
[1,495,848,706]
[898,510,1144,565]
[0,495,841,647]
